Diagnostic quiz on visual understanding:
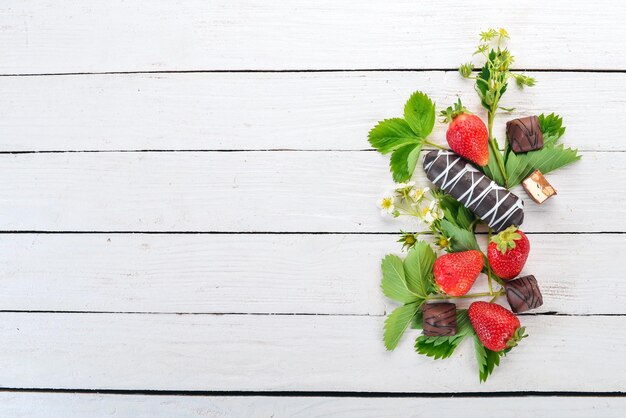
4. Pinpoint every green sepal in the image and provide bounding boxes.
[490,225,522,254]
[506,326,528,349]
[439,98,469,124]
